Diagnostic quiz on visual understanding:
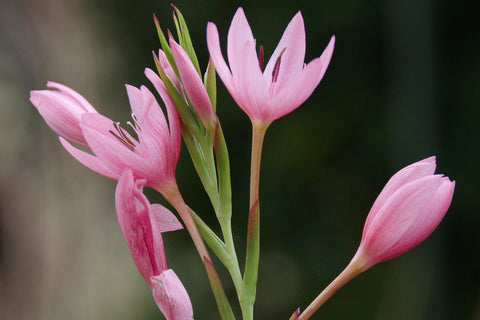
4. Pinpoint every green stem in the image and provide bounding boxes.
[241,122,269,320]
[163,184,235,320]
[297,259,364,320]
